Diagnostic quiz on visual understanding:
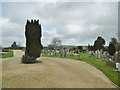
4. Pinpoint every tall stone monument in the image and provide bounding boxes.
[22,19,43,63]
